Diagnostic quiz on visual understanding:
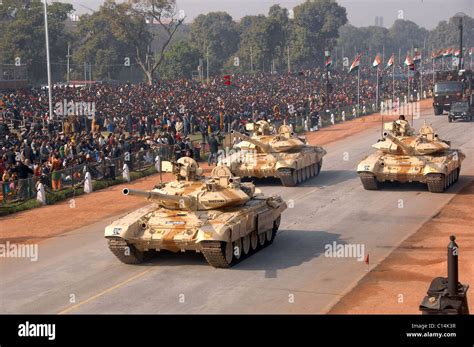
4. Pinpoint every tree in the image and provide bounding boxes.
[0,0,74,83]
[428,15,474,52]
[190,12,240,75]
[73,7,136,81]
[158,40,201,79]
[389,19,428,54]
[291,0,347,68]
[108,0,185,84]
